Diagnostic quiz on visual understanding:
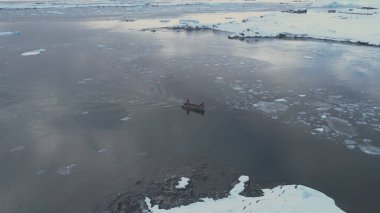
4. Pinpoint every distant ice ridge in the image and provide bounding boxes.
[145,175,344,212]
[163,0,380,46]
